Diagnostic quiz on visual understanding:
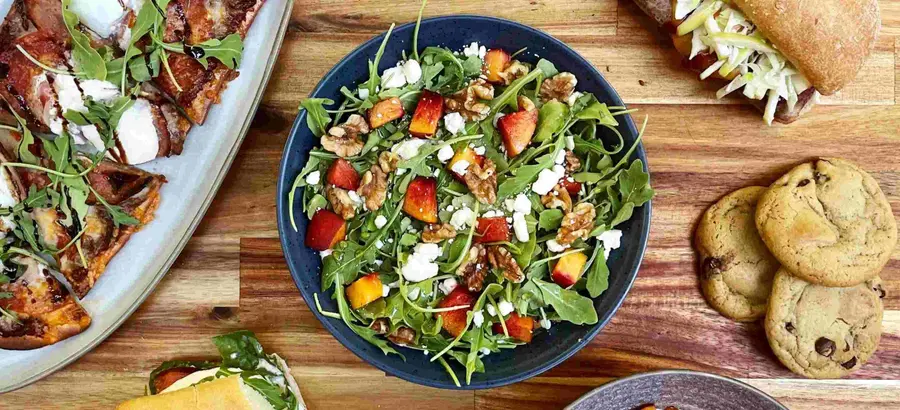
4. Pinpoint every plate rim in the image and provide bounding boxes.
[0,1,295,393]
[564,370,790,410]
[276,14,652,390]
